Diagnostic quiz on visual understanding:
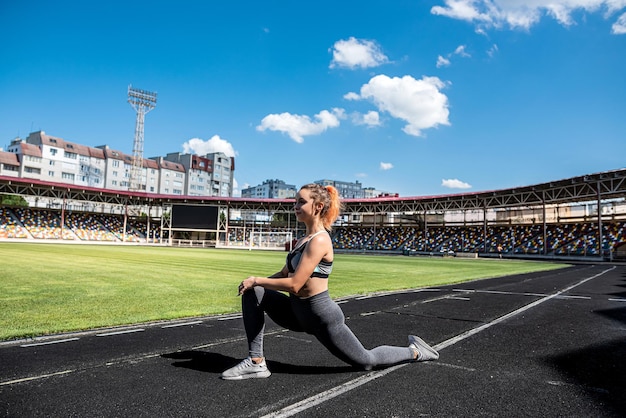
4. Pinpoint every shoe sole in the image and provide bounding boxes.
[221,370,271,380]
